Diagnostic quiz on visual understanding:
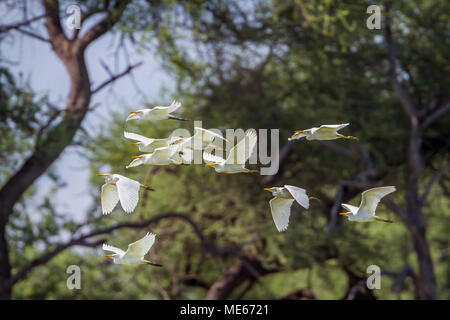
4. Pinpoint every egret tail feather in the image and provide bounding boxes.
[143,260,163,267]
[140,185,155,191]
[168,115,188,121]
[373,217,394,223]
